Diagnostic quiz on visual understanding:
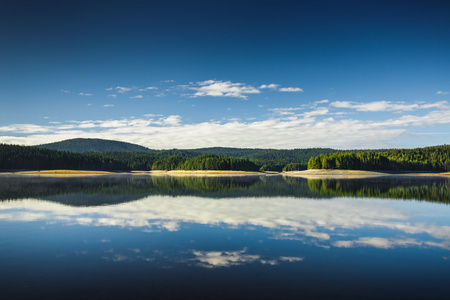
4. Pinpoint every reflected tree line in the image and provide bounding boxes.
[1,175,449,205]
